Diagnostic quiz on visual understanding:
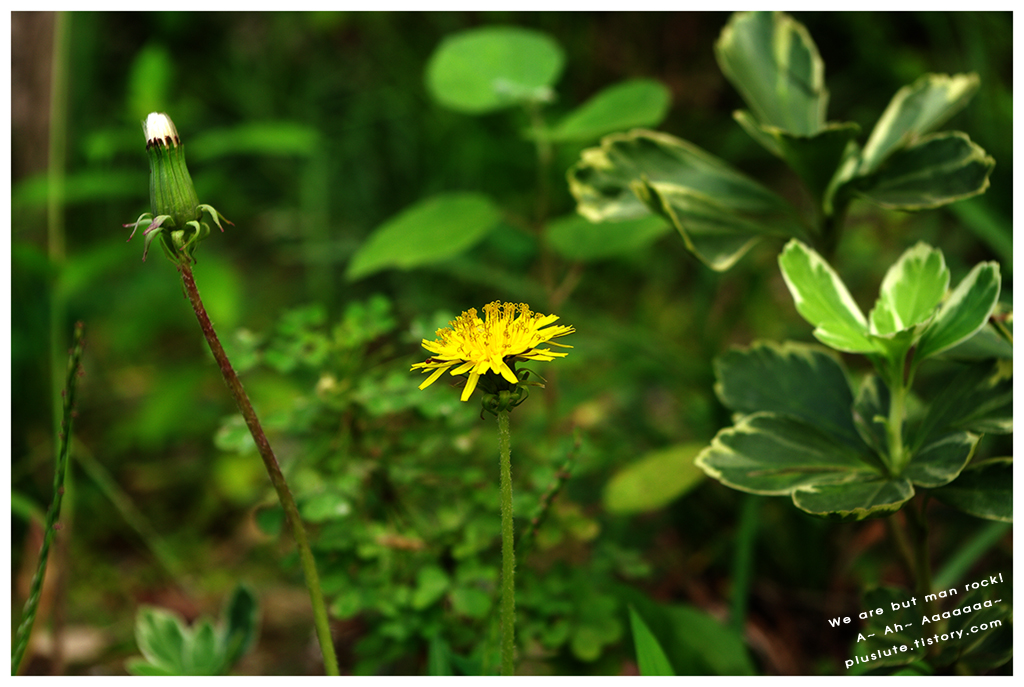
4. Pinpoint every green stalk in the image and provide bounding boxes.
[886,371,909,475]
[497,409,516,676]
[74,445,184,580]
[933,520,1011,590]
[12,322,84,675]
[885,515,917,590]
[177,263,339,676]
[729,495,760,634]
